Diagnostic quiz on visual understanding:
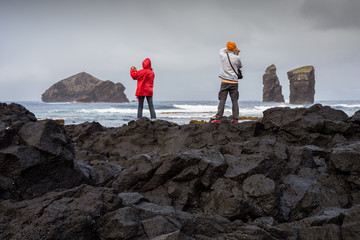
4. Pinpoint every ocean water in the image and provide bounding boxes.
[5,100,360,128]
